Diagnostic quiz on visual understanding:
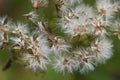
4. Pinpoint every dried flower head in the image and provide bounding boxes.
[24,53,49,72]
[51,36,70,56]
[90,38,113,63]
[54,56,75,74]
